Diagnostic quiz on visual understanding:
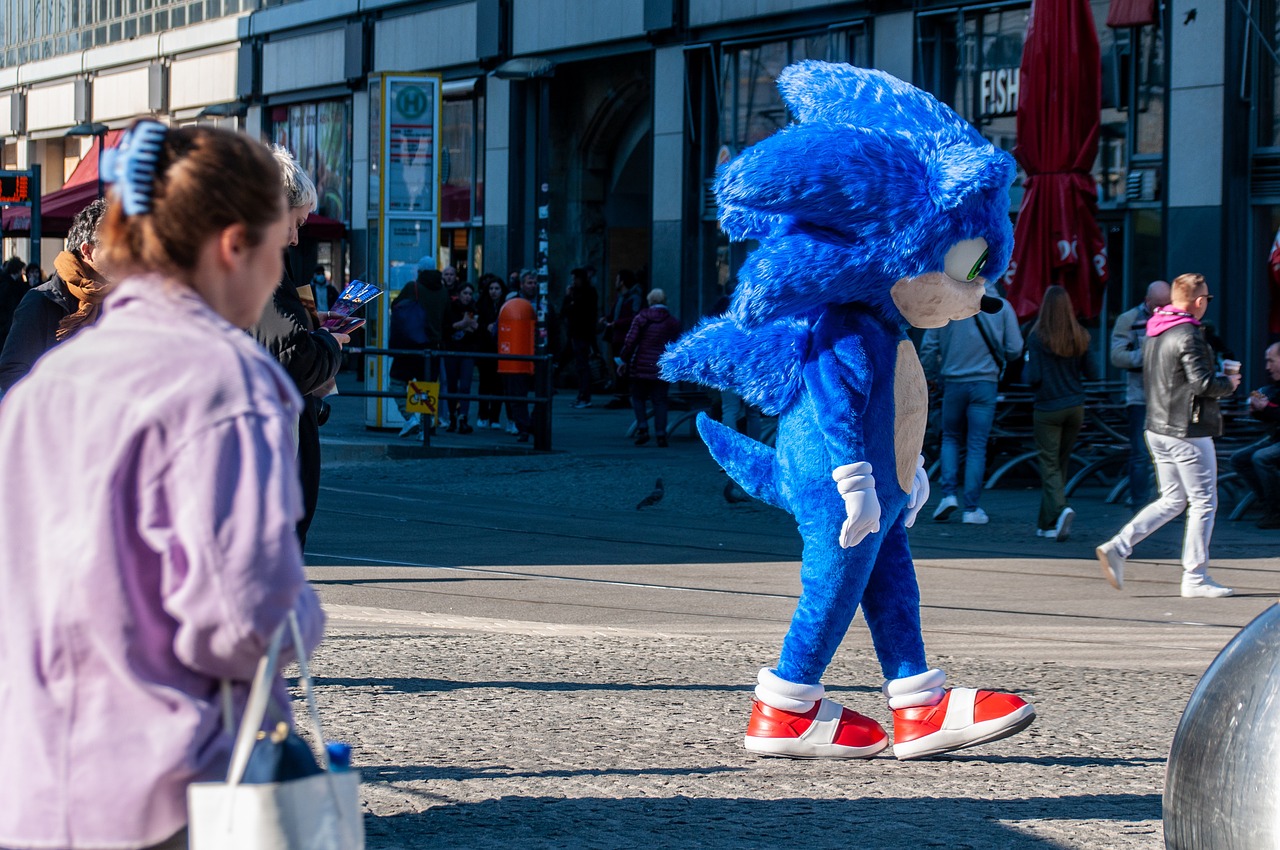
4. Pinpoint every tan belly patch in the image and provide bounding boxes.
[893,339,928,493]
